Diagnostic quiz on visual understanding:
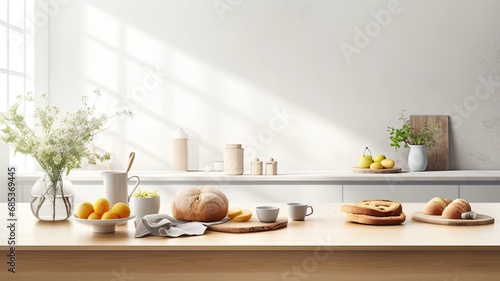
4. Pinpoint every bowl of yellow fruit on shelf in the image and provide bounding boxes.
[72,197,135,233]
[353,147,401,173]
